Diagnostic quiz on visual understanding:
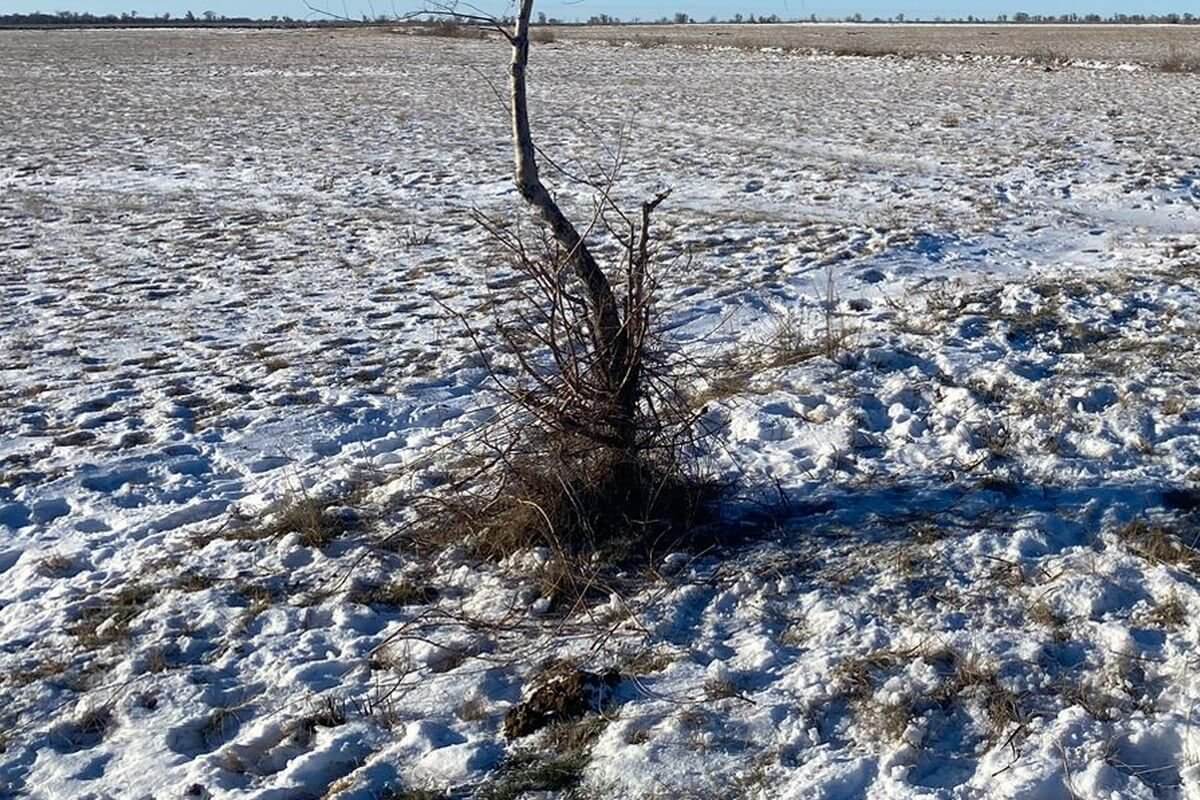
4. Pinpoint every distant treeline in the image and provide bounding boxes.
[3,10,1198,29]
[0,11,355,28]
[581,11,1196,24]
